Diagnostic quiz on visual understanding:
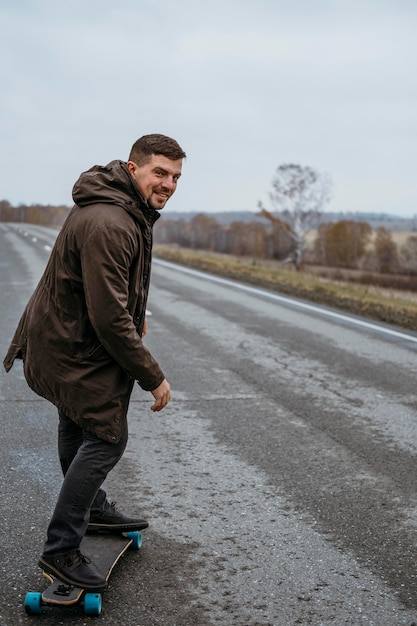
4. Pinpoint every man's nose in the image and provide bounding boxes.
[162,176,176,190]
